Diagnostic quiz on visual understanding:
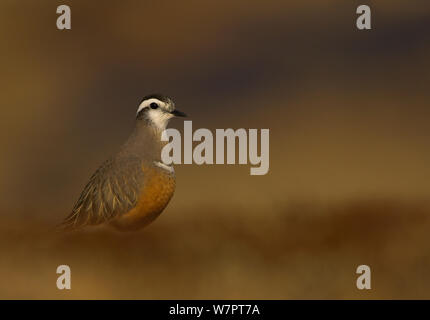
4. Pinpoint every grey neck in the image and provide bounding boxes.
[117,120,166,162]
